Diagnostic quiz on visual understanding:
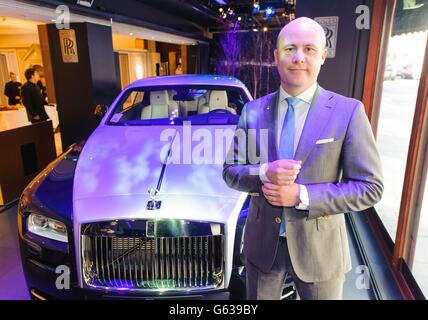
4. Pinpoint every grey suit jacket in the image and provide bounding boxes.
[223,85,383,283]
